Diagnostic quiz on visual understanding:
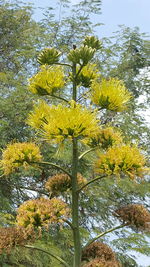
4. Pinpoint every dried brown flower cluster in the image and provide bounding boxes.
[82,258,121,267]
[45,173,87,195]
[17,197,70,228]
[82,242,121,267]
[0,226,35,254]
[82,242,116,261]
[115,204,150,231]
